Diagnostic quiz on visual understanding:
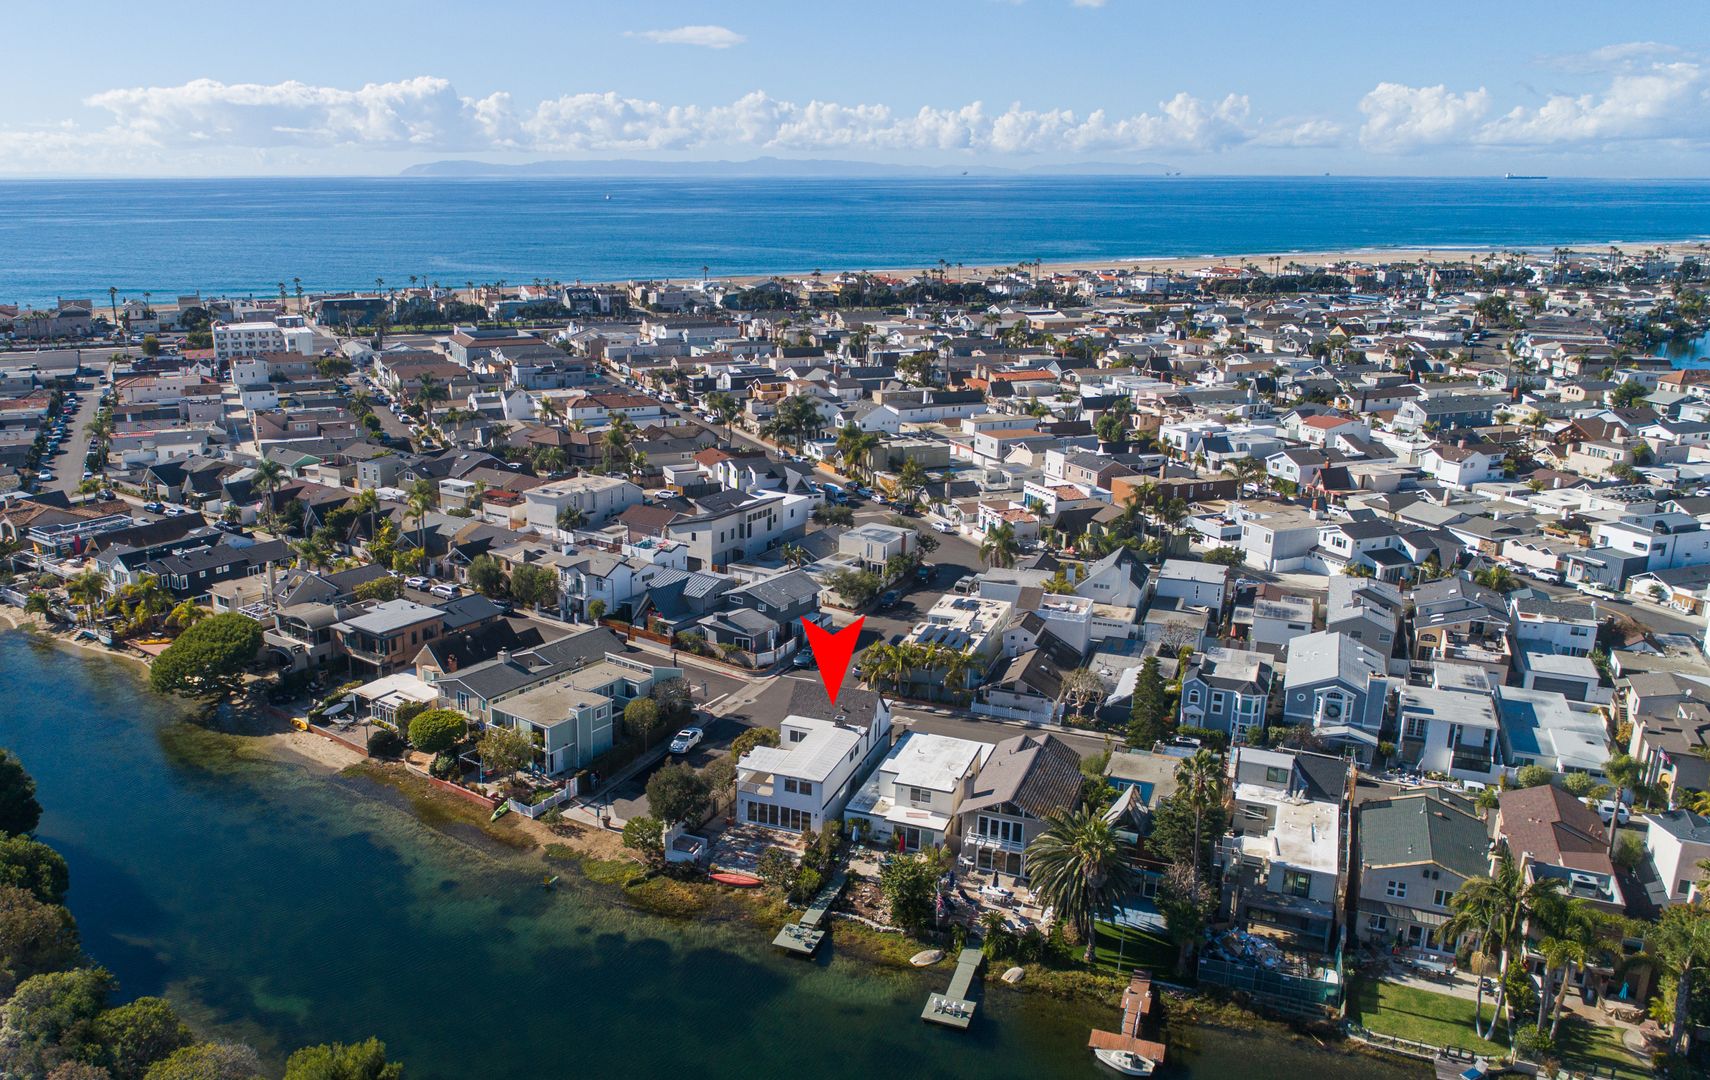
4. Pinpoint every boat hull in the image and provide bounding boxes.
[1093,1048,1155,1075]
